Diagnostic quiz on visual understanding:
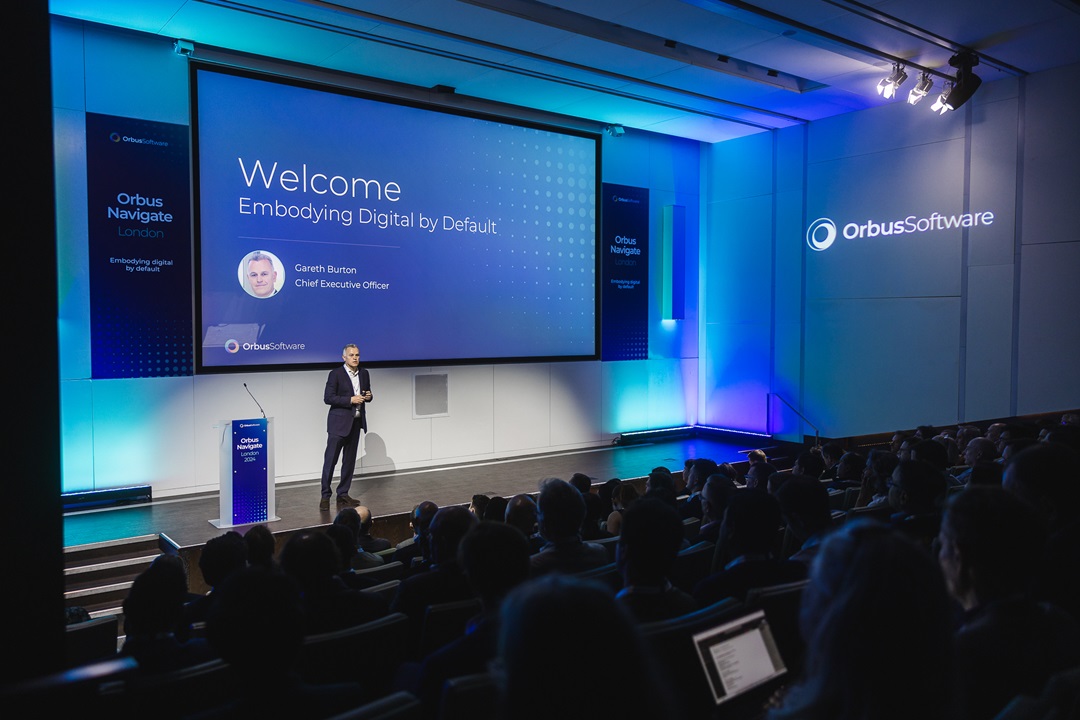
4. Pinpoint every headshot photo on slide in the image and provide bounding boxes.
[239,250,284,298]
